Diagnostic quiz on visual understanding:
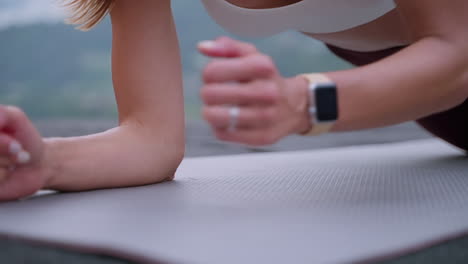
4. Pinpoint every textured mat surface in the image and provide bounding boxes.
[0,140,467,264]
